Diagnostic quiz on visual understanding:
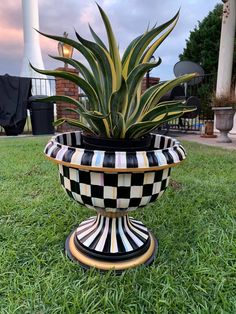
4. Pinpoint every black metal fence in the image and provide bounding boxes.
[160,74,216,132]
